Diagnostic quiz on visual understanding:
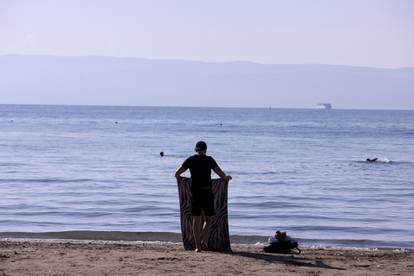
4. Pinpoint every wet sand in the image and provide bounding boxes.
[1,240,413,275]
